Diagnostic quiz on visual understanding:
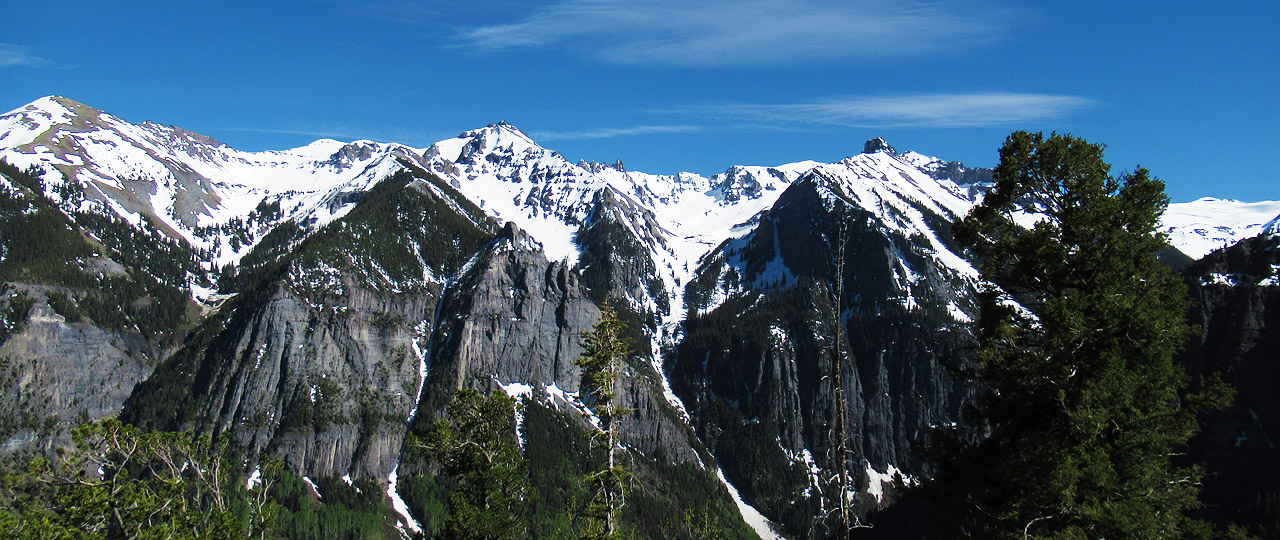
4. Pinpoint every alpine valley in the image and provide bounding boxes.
[1,96,1278,539]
